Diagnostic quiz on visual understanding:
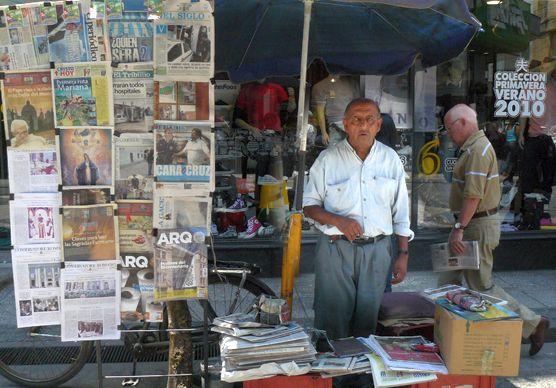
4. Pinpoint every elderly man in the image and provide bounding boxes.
[441,104,549,356]
[303,98,413,340]
[10,119,46,148]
